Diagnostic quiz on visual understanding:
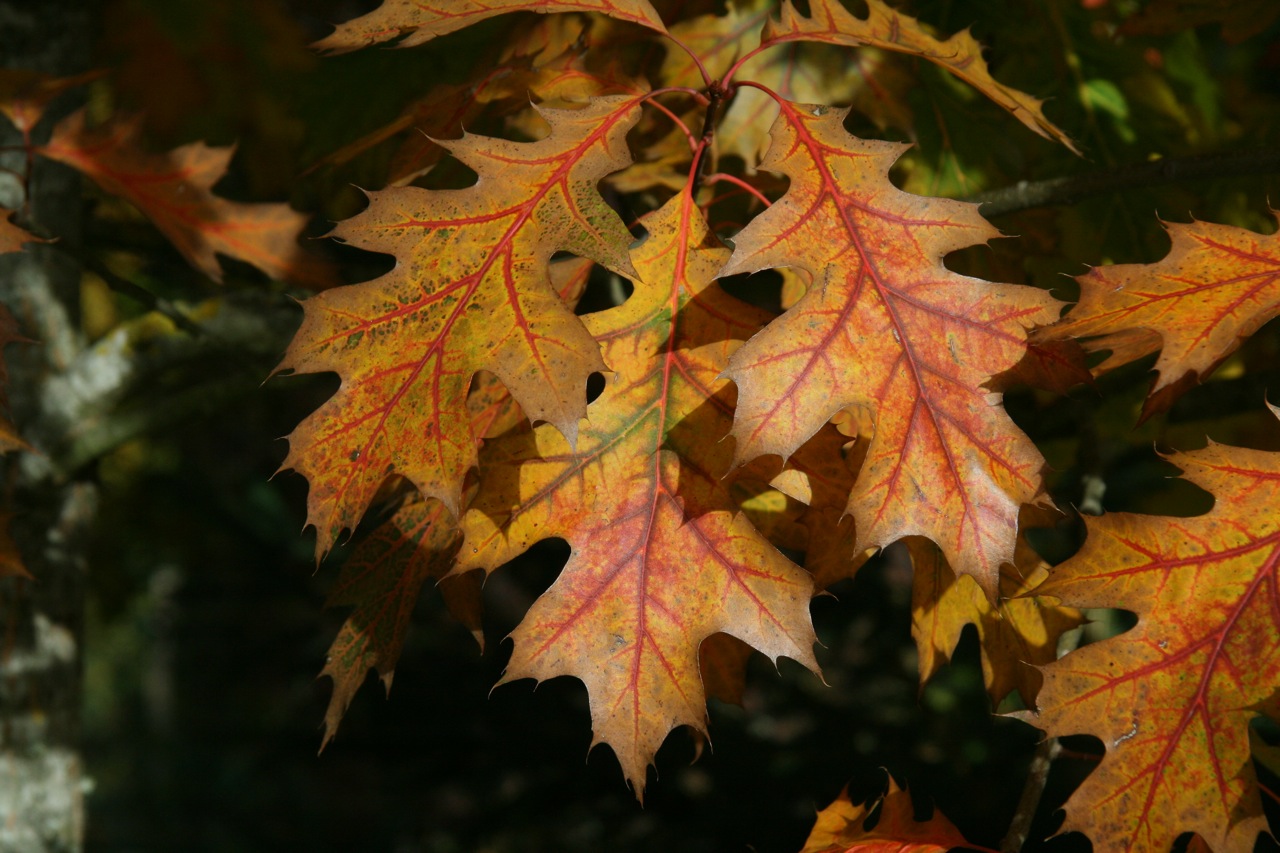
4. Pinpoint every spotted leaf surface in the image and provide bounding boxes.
[458,191,817,798]
[721,101,1060,599]
[280,96,640,557]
